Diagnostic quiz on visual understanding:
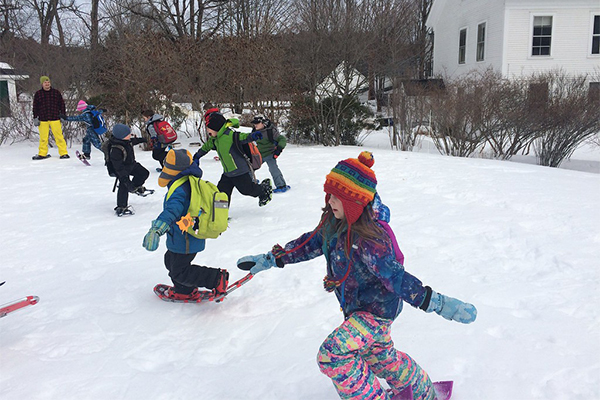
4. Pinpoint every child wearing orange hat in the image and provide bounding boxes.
[236,151,477,400]
[142,149,229,300]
